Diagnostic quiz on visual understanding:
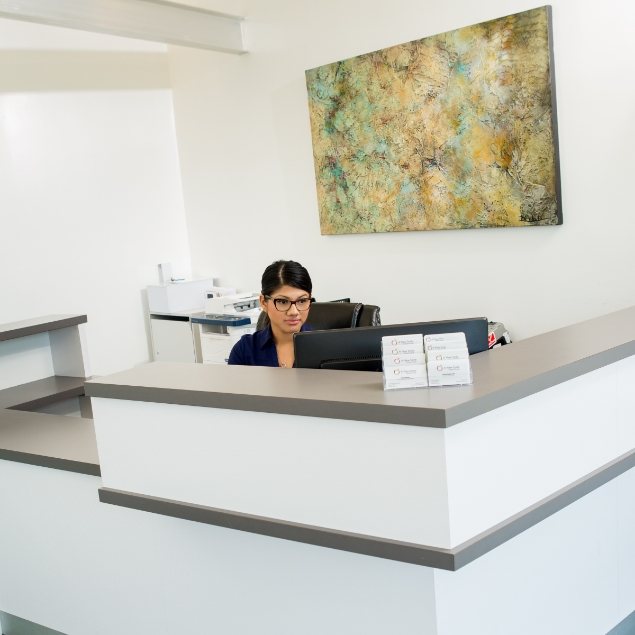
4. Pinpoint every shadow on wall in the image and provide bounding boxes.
[0,51,170,92]
[0,609,67,635]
